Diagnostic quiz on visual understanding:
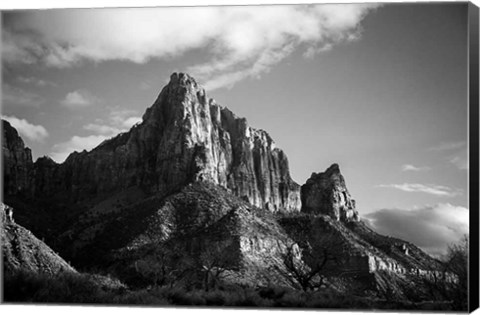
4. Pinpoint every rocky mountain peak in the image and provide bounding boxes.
[325,163,340,173]
[169,72,200,88]
[301,164,359,222]
[3,73,301,213]
[142,72,207,125]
